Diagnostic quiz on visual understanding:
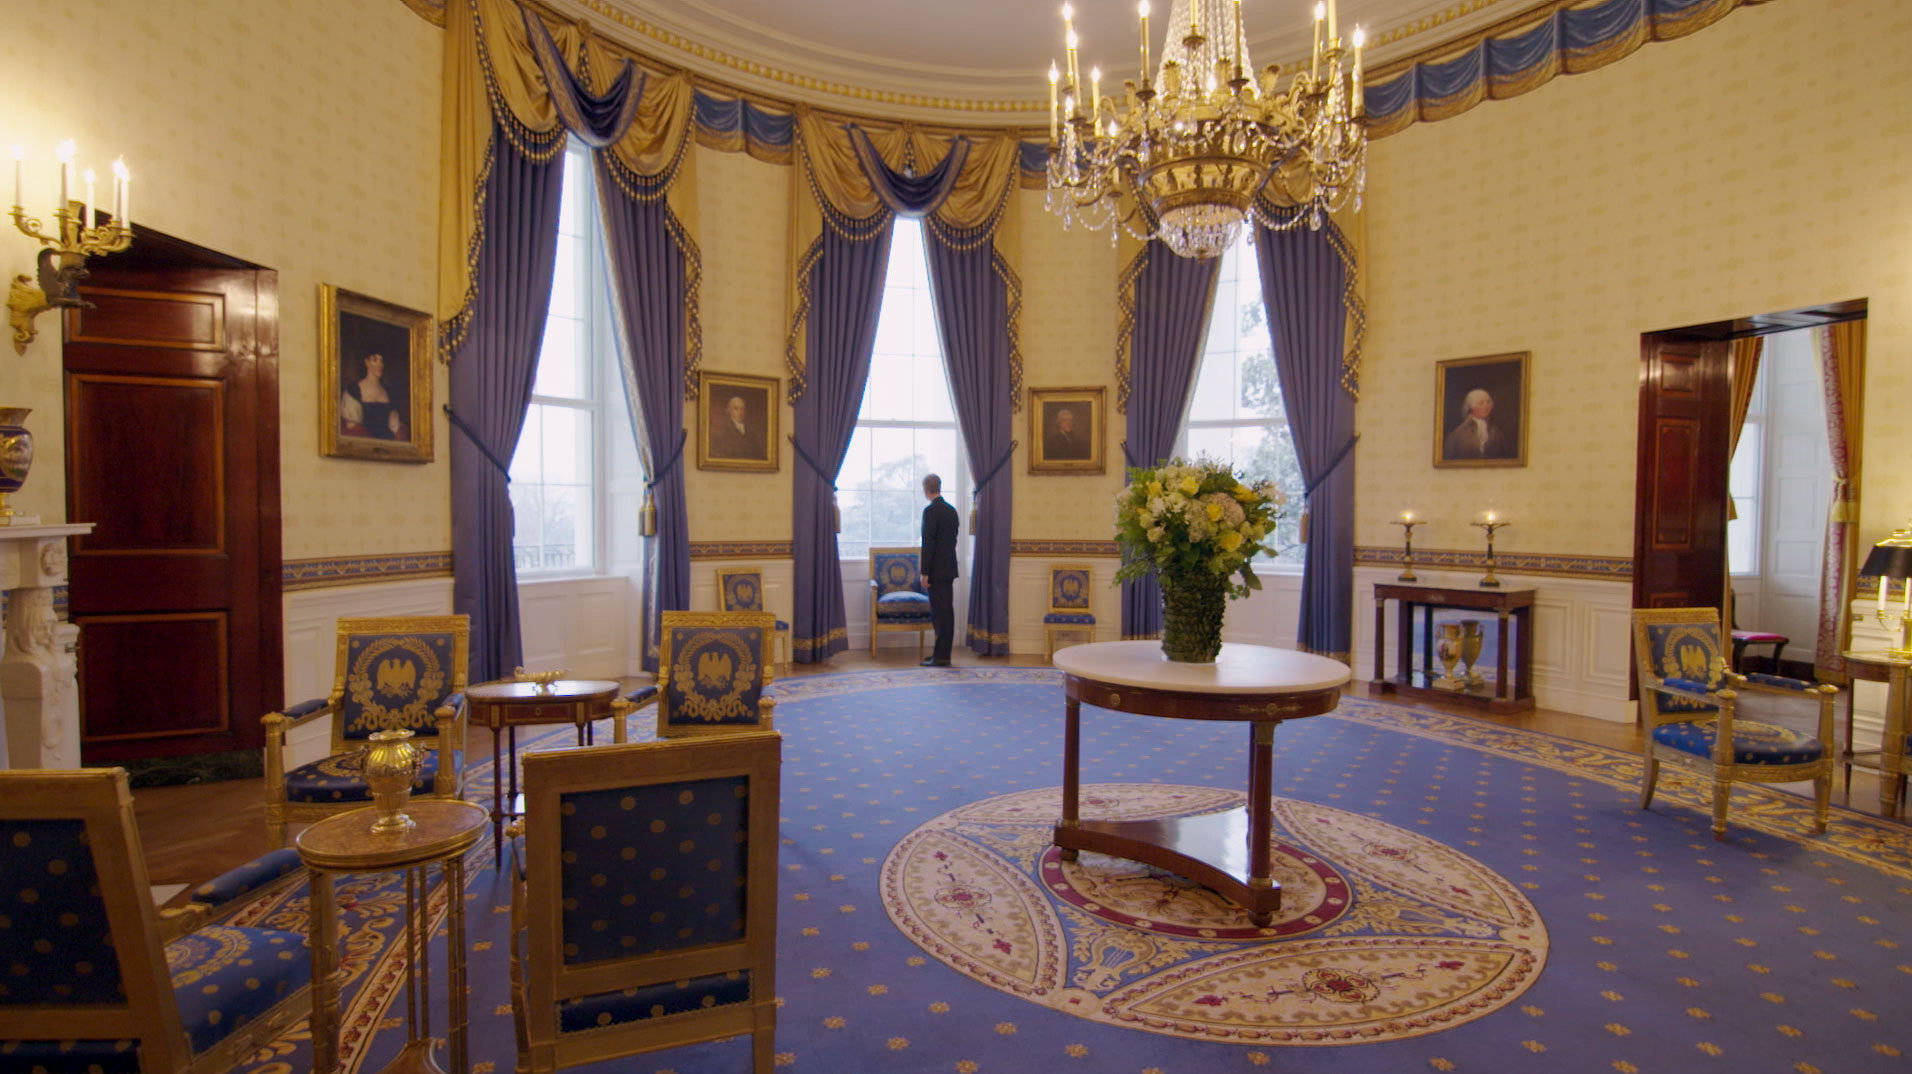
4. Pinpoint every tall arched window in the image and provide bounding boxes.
[1178,233,1306,561]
